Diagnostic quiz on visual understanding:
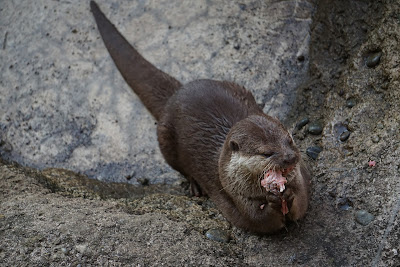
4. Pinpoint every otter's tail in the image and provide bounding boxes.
[90,1,182,121]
